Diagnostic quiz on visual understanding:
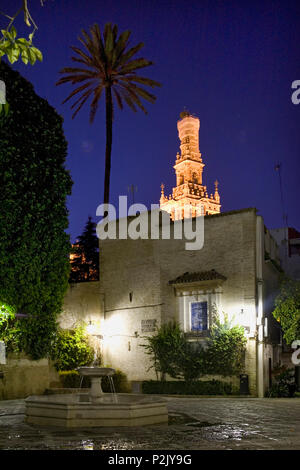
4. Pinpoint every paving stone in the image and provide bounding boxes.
[0,396,299,450]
